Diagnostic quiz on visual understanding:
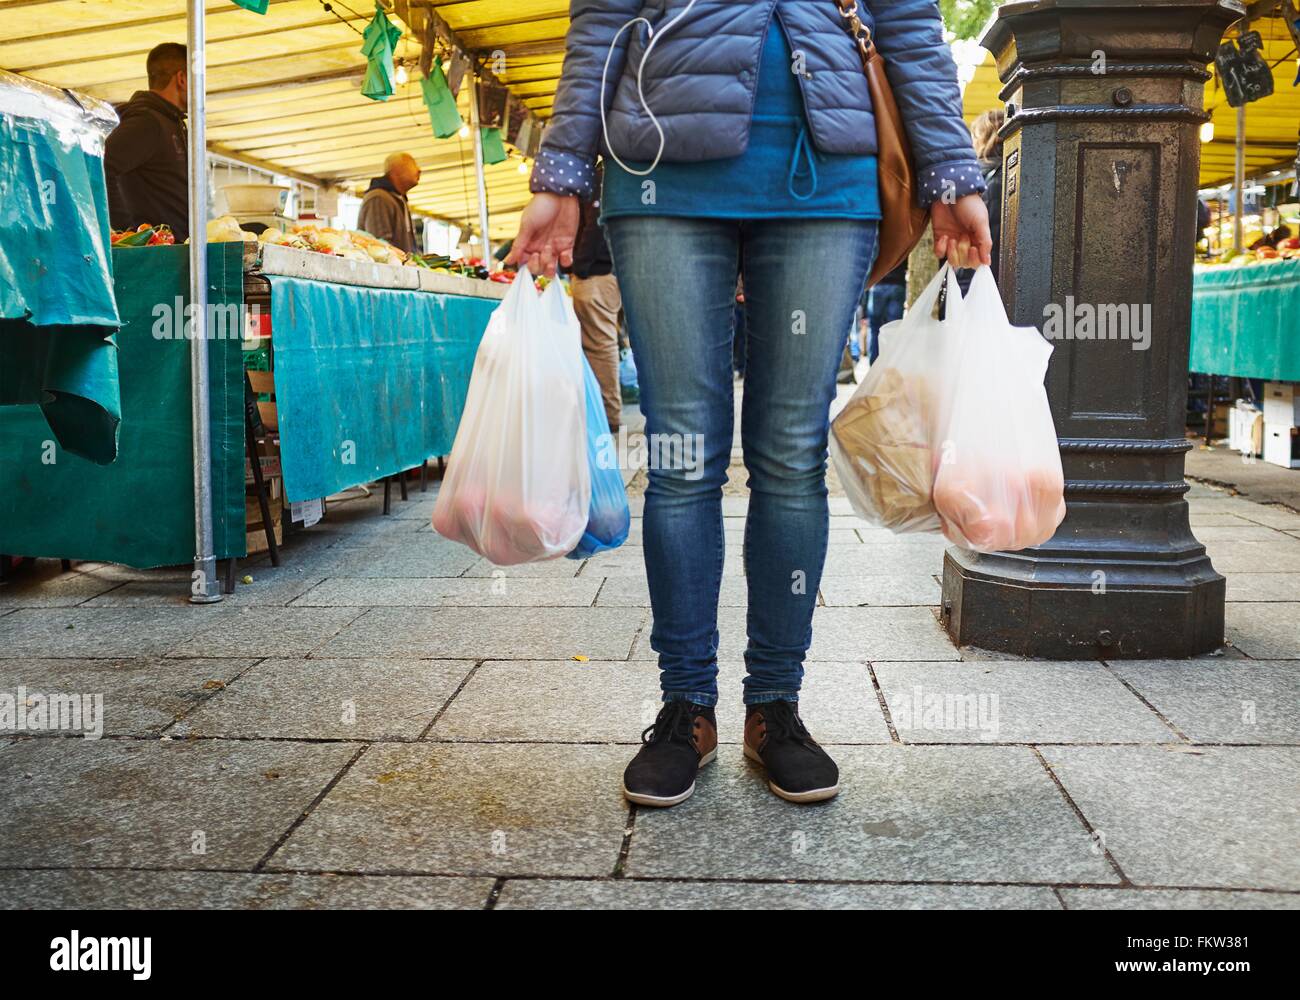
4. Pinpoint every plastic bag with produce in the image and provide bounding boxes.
[432,269,590,564]
[829,264,965,533]
[932,266,1065,552]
